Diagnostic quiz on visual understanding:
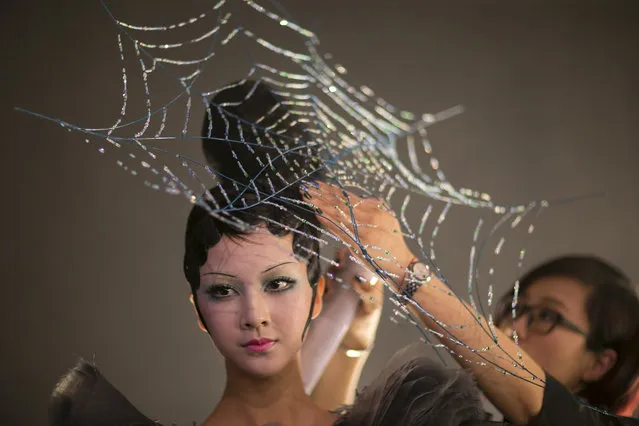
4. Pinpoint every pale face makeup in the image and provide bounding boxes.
[195,230,318,378]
